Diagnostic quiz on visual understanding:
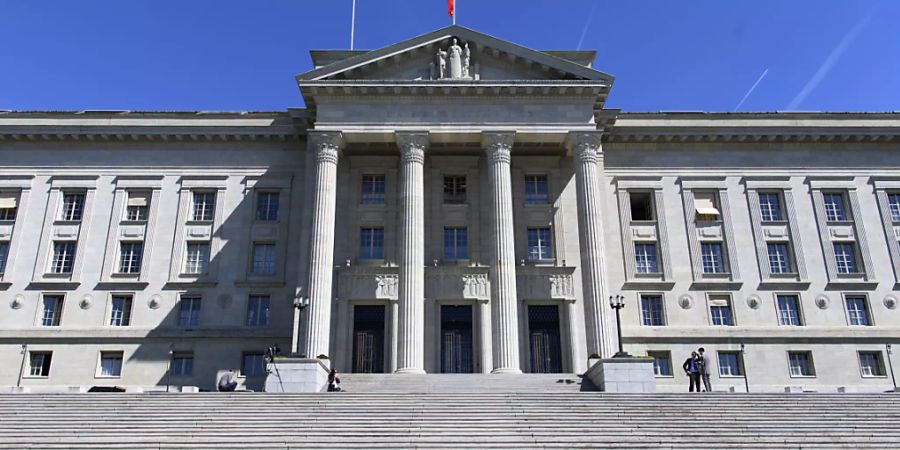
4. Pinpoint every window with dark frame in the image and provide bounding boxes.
[256,192,279,221]
[524,175,549,205]
[361,175,386,205]
[629,192,655,221]
[28,351,52,377]
[109,295,133,327]
[443,176,467,204]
